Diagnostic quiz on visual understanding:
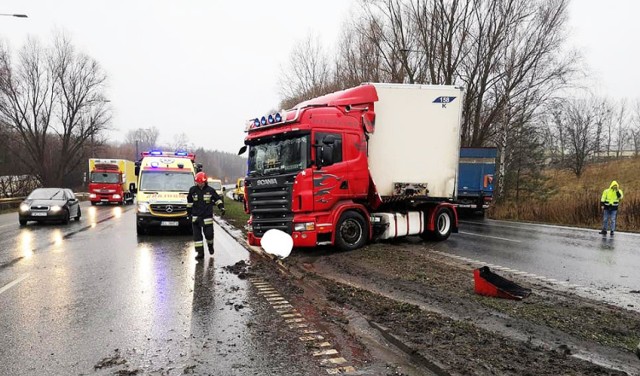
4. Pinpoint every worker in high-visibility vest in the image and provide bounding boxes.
[600,180,623,236]
[187,172,225,259]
